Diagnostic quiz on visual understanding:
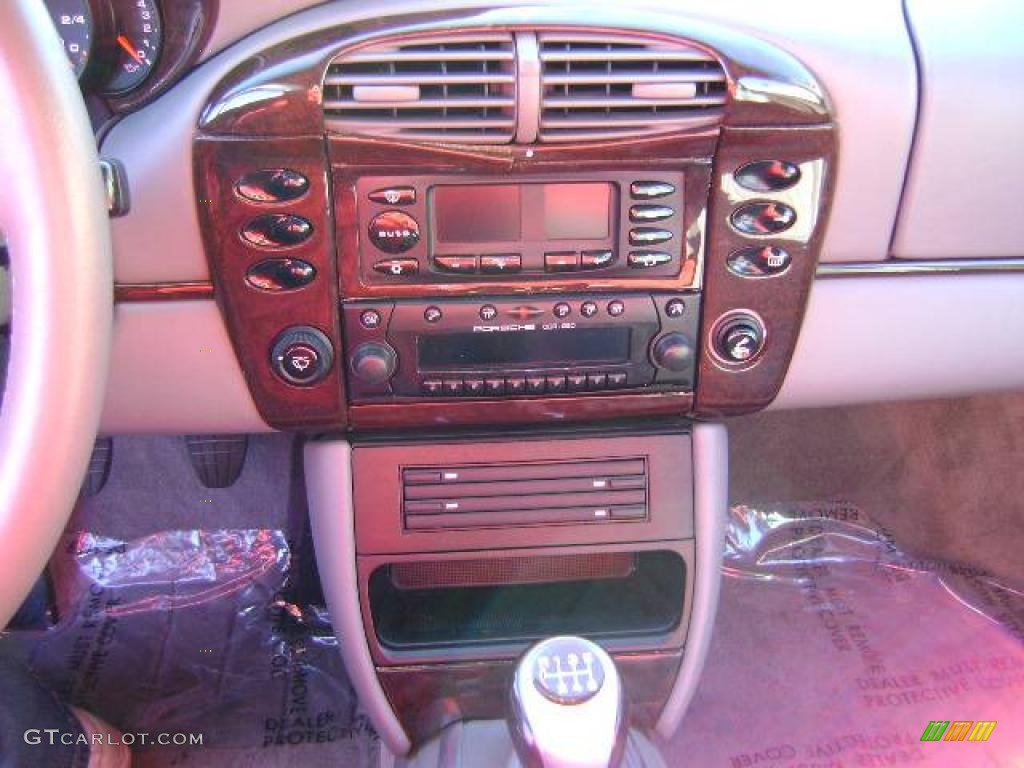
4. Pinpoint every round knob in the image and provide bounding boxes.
[350,341,397,383]
[714,315,766,364]
[651,332,695,372]
[271,326,334,386]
